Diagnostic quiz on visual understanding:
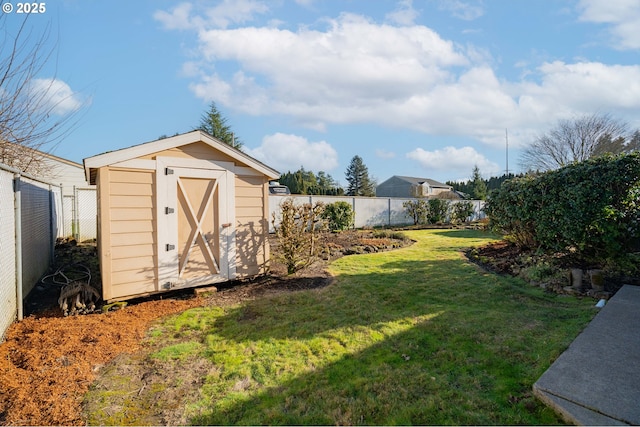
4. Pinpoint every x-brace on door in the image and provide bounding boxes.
[157,159,235,290]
